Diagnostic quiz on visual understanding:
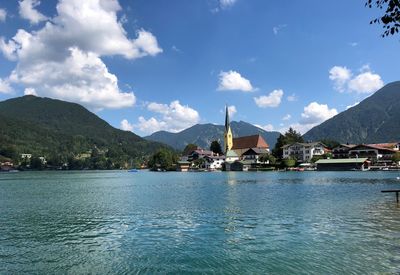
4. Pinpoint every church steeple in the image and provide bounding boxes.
[224,105,233,153]
[225,105,230,131]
